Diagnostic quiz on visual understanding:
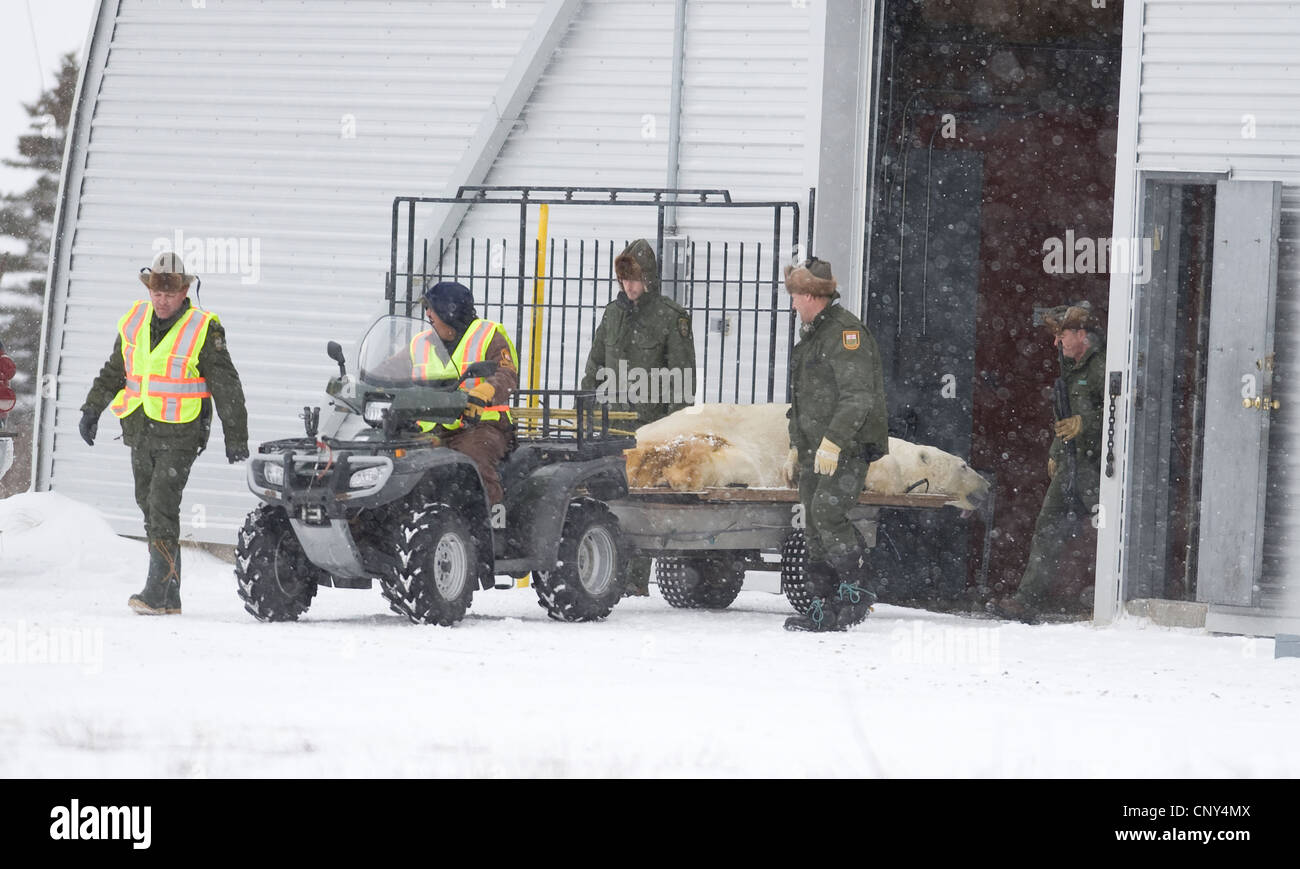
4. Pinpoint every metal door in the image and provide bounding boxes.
[1196,180,1283,606]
